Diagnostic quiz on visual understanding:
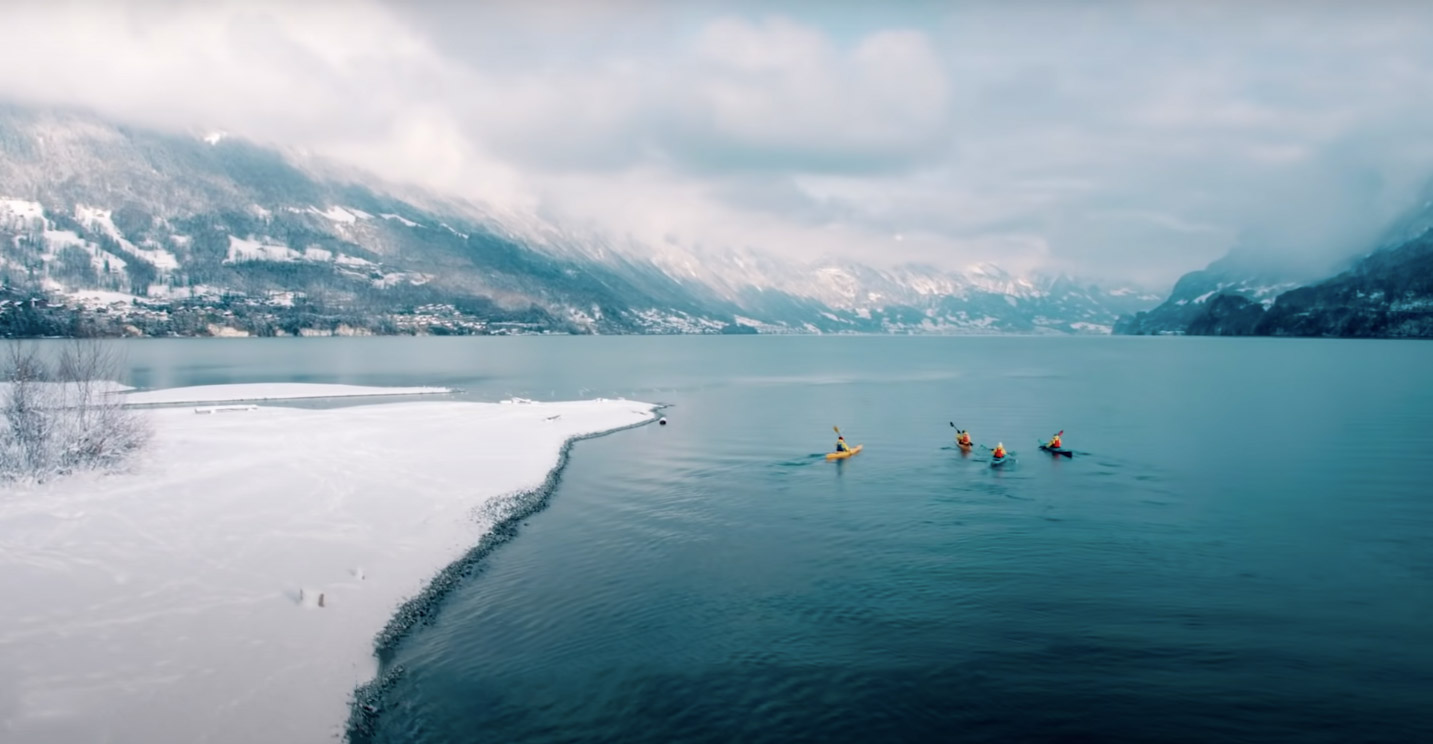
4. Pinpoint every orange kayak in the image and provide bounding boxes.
[826,444,863,460]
